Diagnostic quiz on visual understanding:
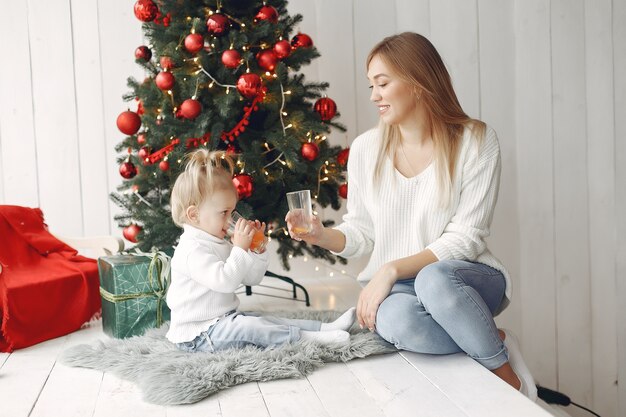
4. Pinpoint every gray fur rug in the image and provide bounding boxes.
[60,310,396,405]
